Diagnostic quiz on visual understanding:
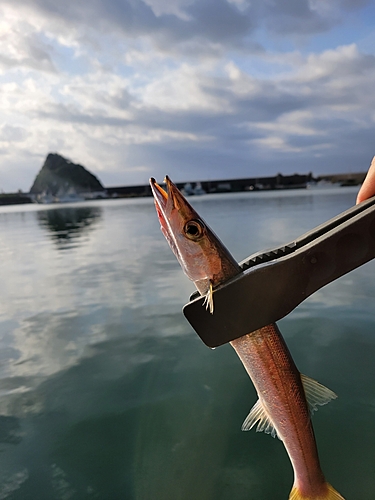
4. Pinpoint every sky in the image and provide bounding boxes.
[1,0,375,192]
